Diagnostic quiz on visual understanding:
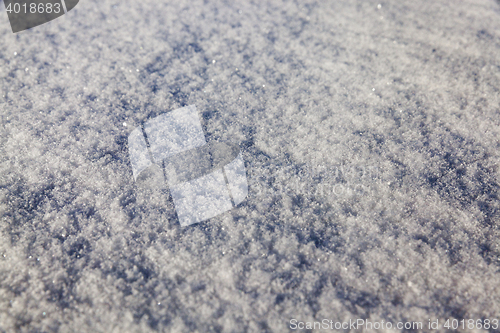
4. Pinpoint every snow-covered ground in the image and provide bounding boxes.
[1,0,500,331]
